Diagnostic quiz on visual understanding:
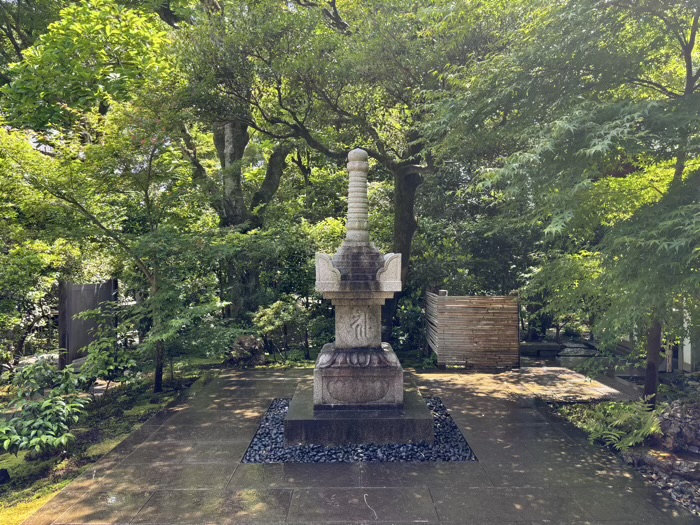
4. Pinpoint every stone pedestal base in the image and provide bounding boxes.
[313,343,403,409]
[284,383,434,446]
